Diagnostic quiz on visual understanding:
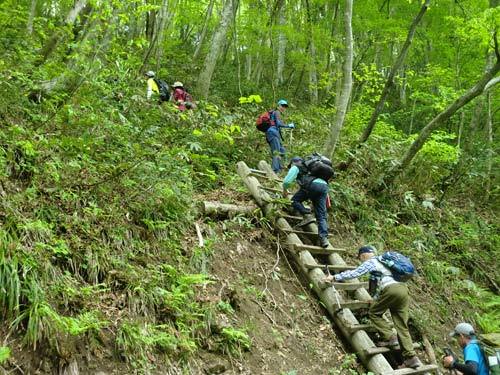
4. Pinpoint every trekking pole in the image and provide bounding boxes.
[324,266,343,313]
